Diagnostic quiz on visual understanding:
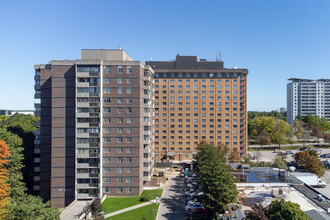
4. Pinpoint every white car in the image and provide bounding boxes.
[185,204,205,212]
